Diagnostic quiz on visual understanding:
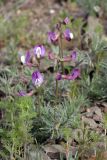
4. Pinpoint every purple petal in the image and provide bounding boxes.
[41,45,45,57]
[34,45,45,58]
[63,17,70,24]
[48,31,58,43]
[32,70,43,87]
[19,91,26,96]
[70,51,77,60]
[69,69,80,80]
[56,73,62,80]
[64,29,74,41]
[20,51,31,64]
[25,51,31,63]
